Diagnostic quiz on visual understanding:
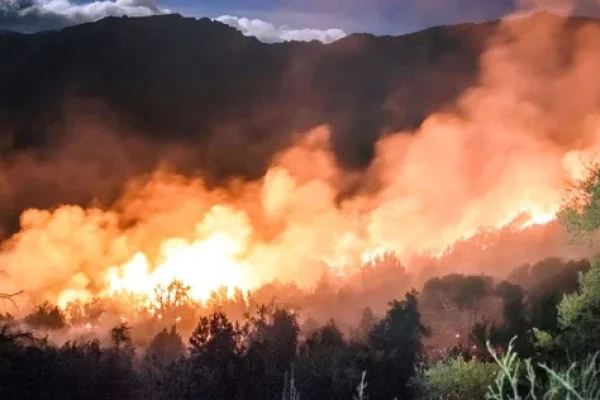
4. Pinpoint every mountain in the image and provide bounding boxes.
[0,14,488,170]
[0,12,598,228]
